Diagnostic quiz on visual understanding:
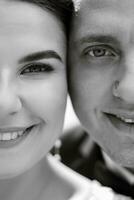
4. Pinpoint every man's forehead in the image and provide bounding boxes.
[71,0,134,46]
[72,0,134,31]
[77,0,134,13]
